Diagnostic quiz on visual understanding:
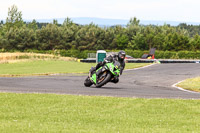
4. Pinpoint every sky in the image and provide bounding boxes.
[0,0,200,23]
